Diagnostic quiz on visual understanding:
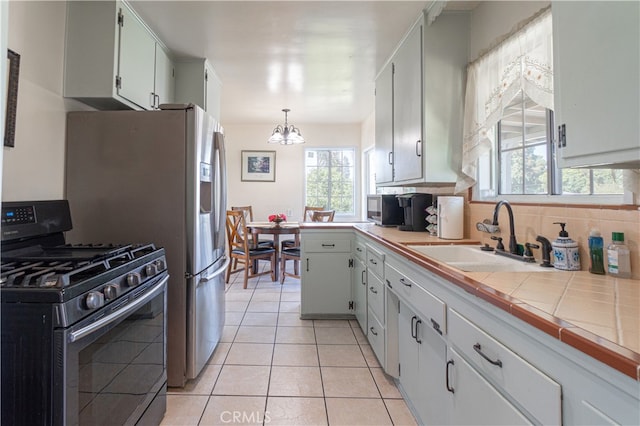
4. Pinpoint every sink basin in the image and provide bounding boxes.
[405,245,548,272]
